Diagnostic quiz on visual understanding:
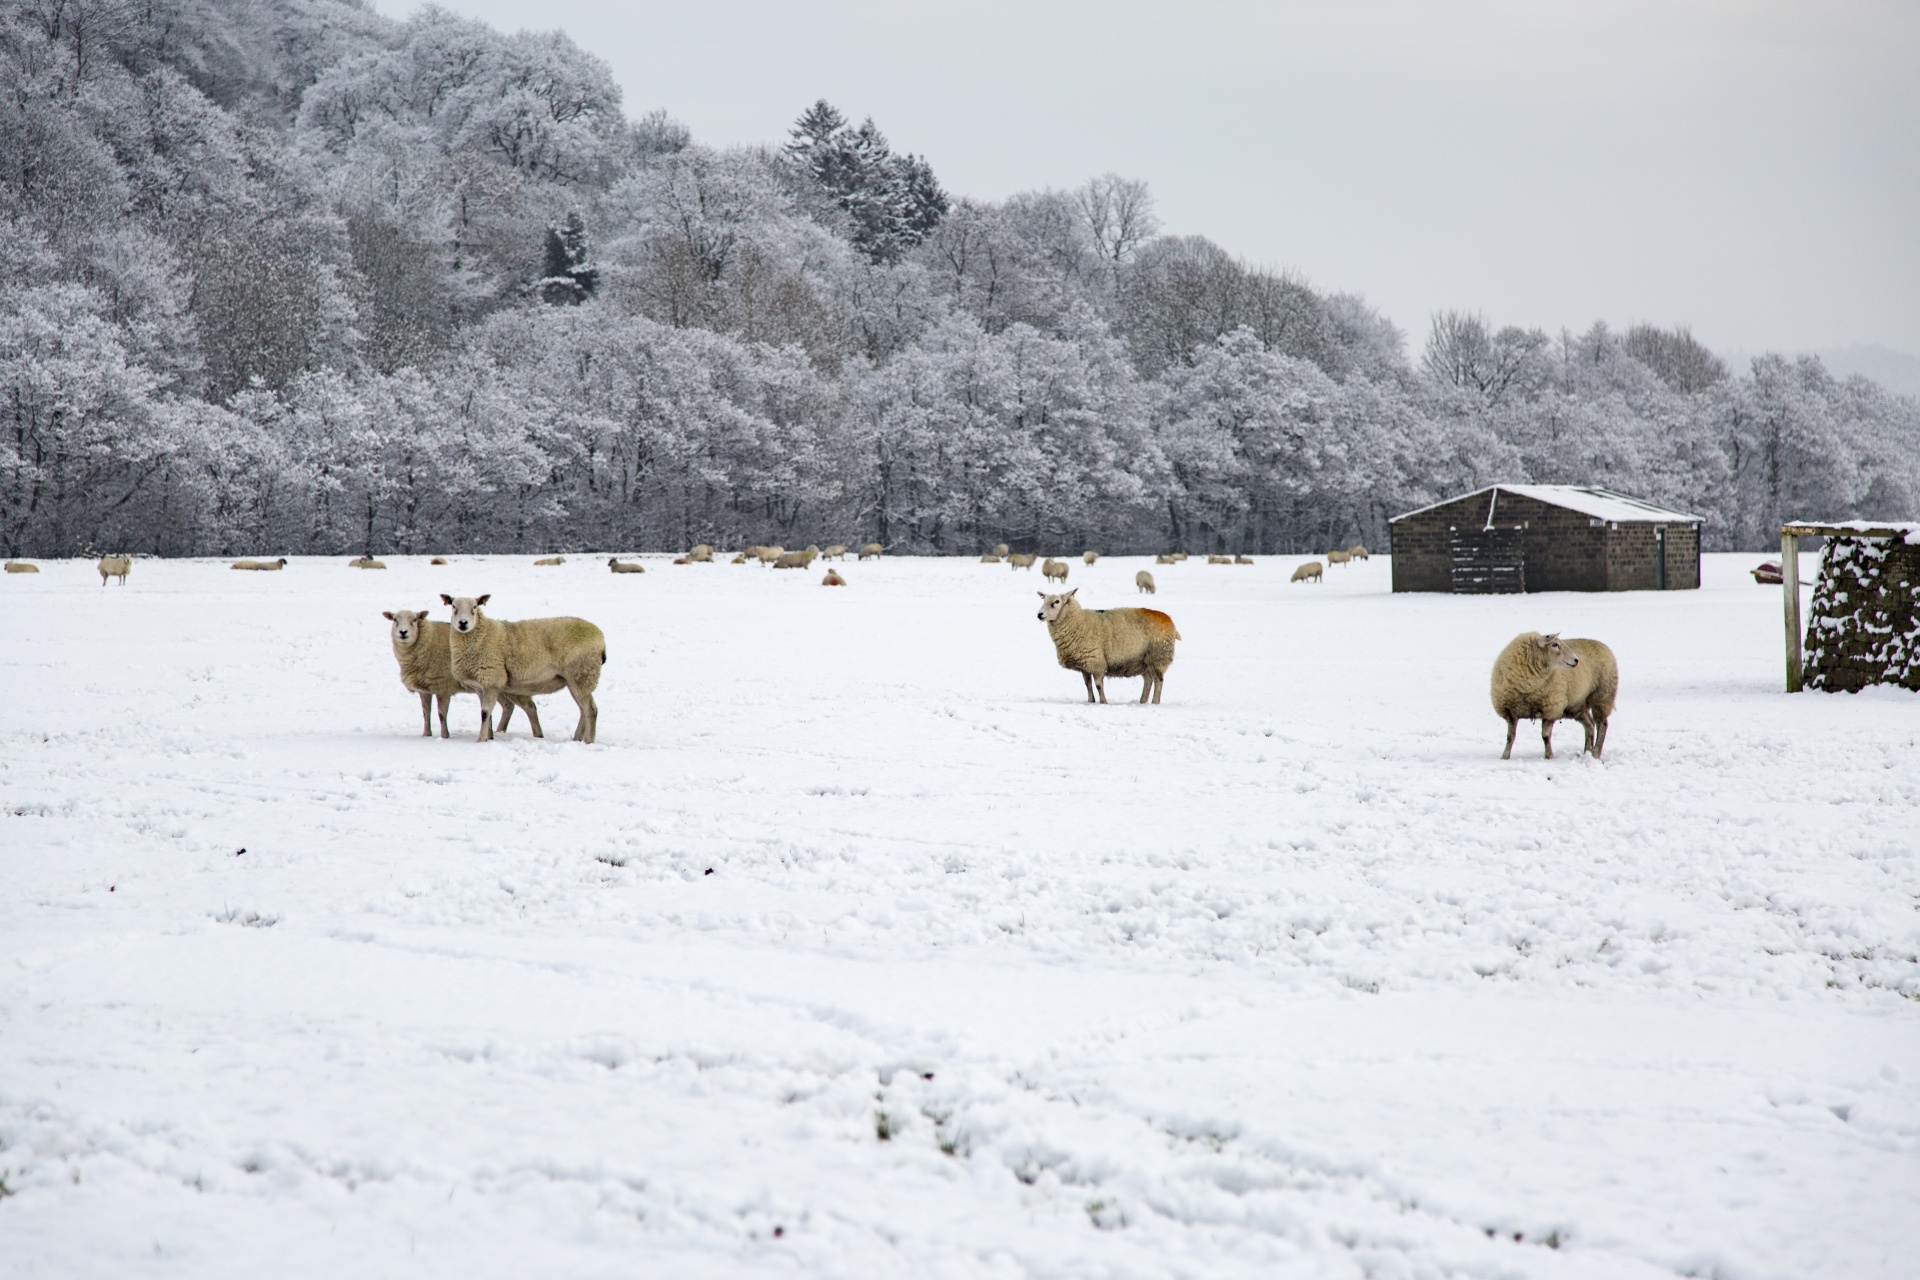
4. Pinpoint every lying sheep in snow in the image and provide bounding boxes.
[1207,554,1232,565]
[1291,561,1323,582]
[349,557,386,569]
[608,558,645,573]
[1036,588,1180,704]
[858,542,885,559]
[1490,631,1618,760]
[688,544,714,562]
[822,569,846,586]
[1136,570,1155,594]
[232,558,287,570]
[430,557,449,565]
[1008,553,1037,570]
[1042,558,1069,584]
[533,556,565,566]
[5,561,39,573]
[1234,555,1254,565]
[980,554,1002,563]
[98,556,131,585]
[1155,554,1177,564]
[383,609,528,738]
[443,594,605,743]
